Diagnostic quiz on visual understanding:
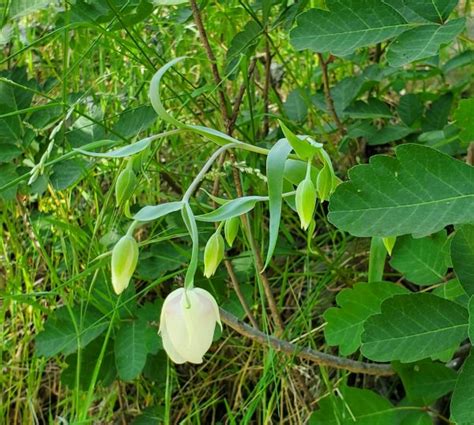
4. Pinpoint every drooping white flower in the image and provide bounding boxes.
[159,287,221,364]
